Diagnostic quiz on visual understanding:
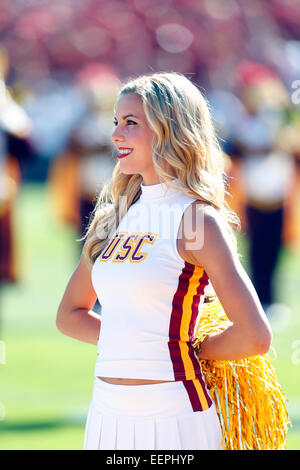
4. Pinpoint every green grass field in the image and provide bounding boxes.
[0,182,299,450]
